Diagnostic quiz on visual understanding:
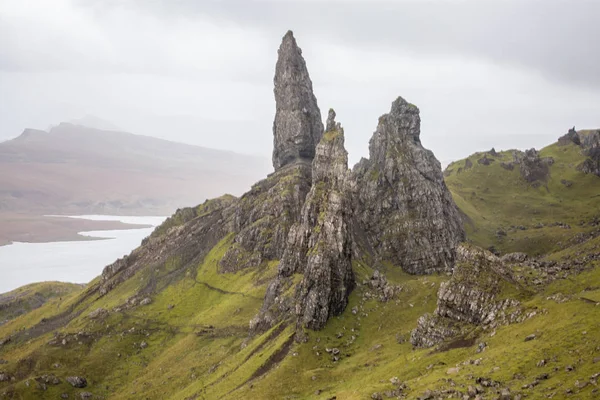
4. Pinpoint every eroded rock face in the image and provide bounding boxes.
[578,129,600,176]
[353,97,464,274]
[558,127,581,146]
[100,196,235,296]
[513,149,554,186]
[272,30,323,171]
[252,111,354,333]
[219,163,312,272]
[410,245,516,348]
